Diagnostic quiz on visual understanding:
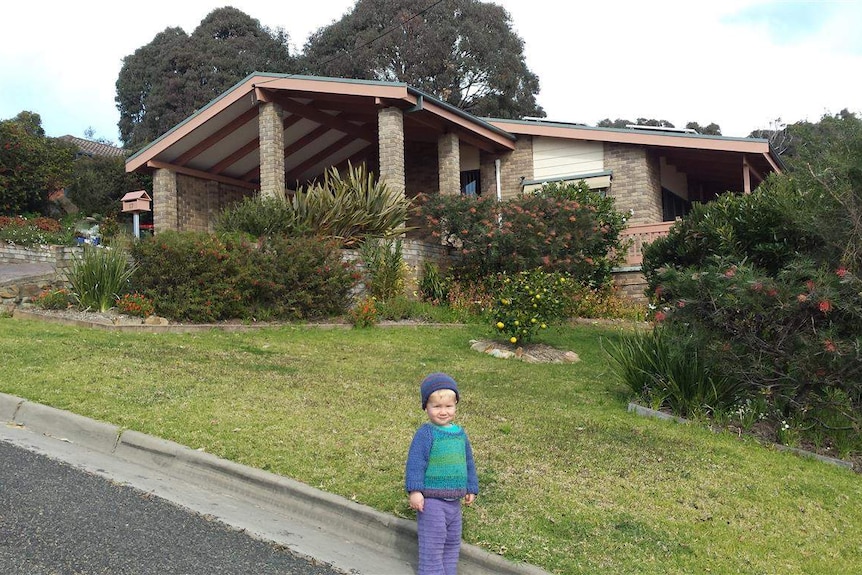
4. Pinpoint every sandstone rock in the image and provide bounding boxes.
[0,285,20,299]
[144,315,170,326]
